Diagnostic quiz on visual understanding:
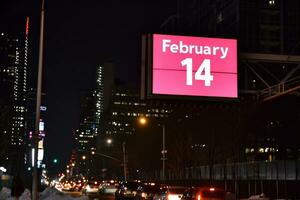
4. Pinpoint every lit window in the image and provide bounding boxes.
[269,0,275,6]
[259,148,264,153]
[245,148,250,154]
